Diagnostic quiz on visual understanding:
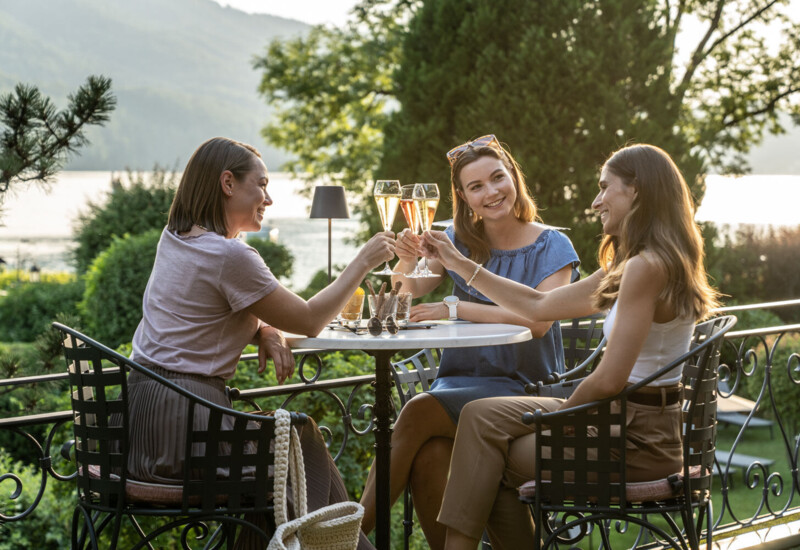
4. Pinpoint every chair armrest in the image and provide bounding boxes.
[53,322,308,427]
